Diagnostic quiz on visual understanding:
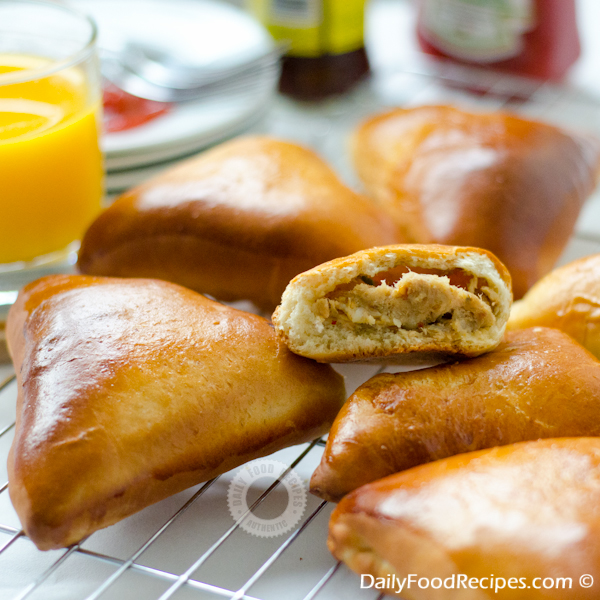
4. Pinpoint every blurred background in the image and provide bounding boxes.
[93,0,600,194]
